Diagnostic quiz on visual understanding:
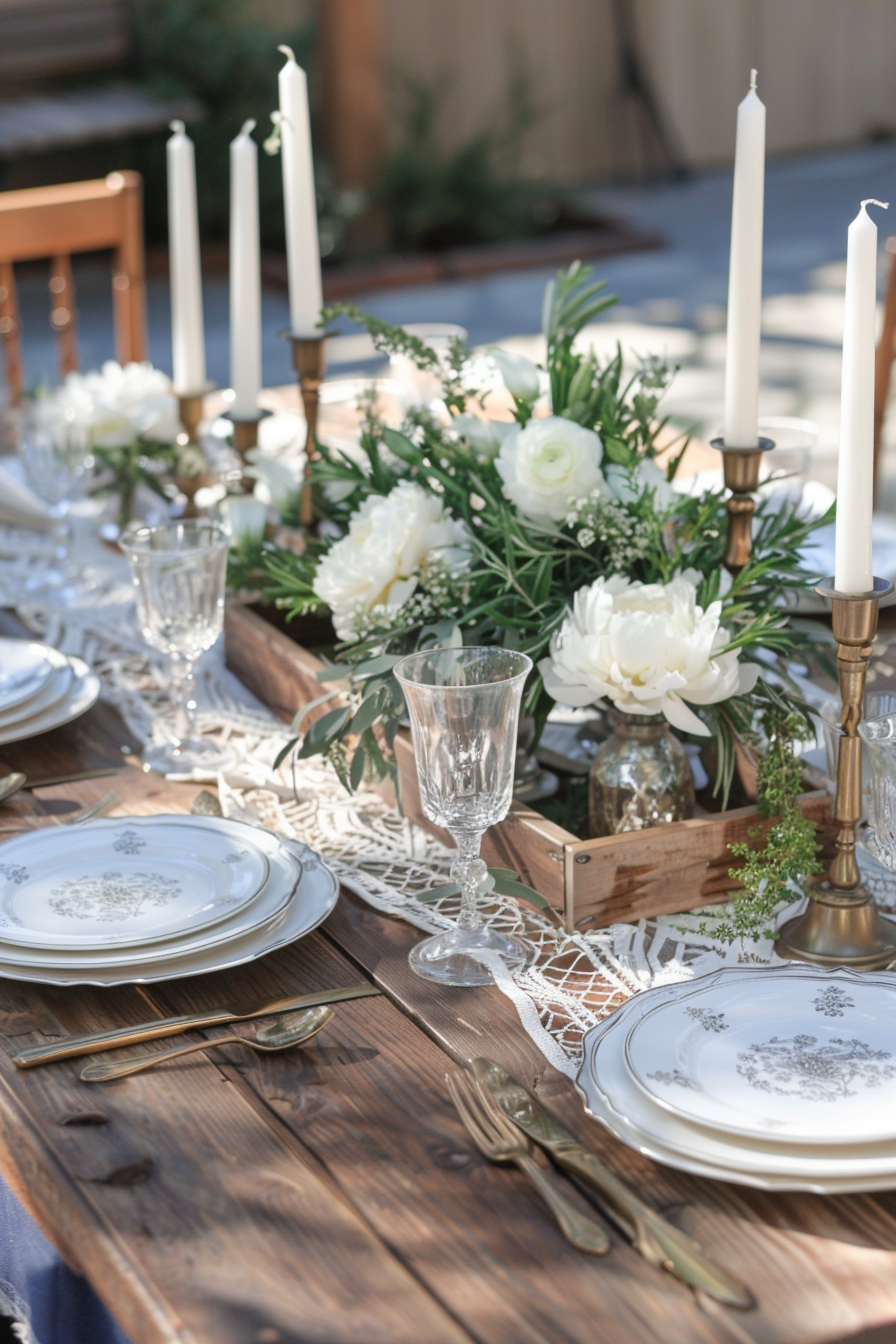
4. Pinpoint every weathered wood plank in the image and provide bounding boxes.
[321,888,896,1344]
[137,927,720,1344]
